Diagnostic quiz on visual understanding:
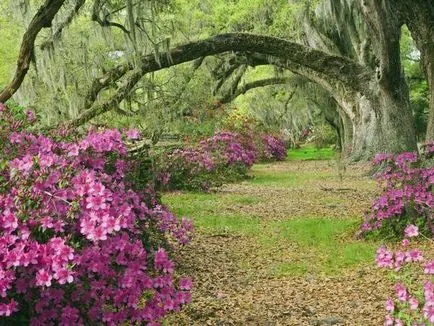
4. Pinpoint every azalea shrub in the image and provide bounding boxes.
[154,130,288,191]
[200,131,257,172]
[155,146,220,191]
[155,131,258,191]
[359,144,434,239]
[0,103,193,325]
[365,143,434,324]
[261,134,287,161]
